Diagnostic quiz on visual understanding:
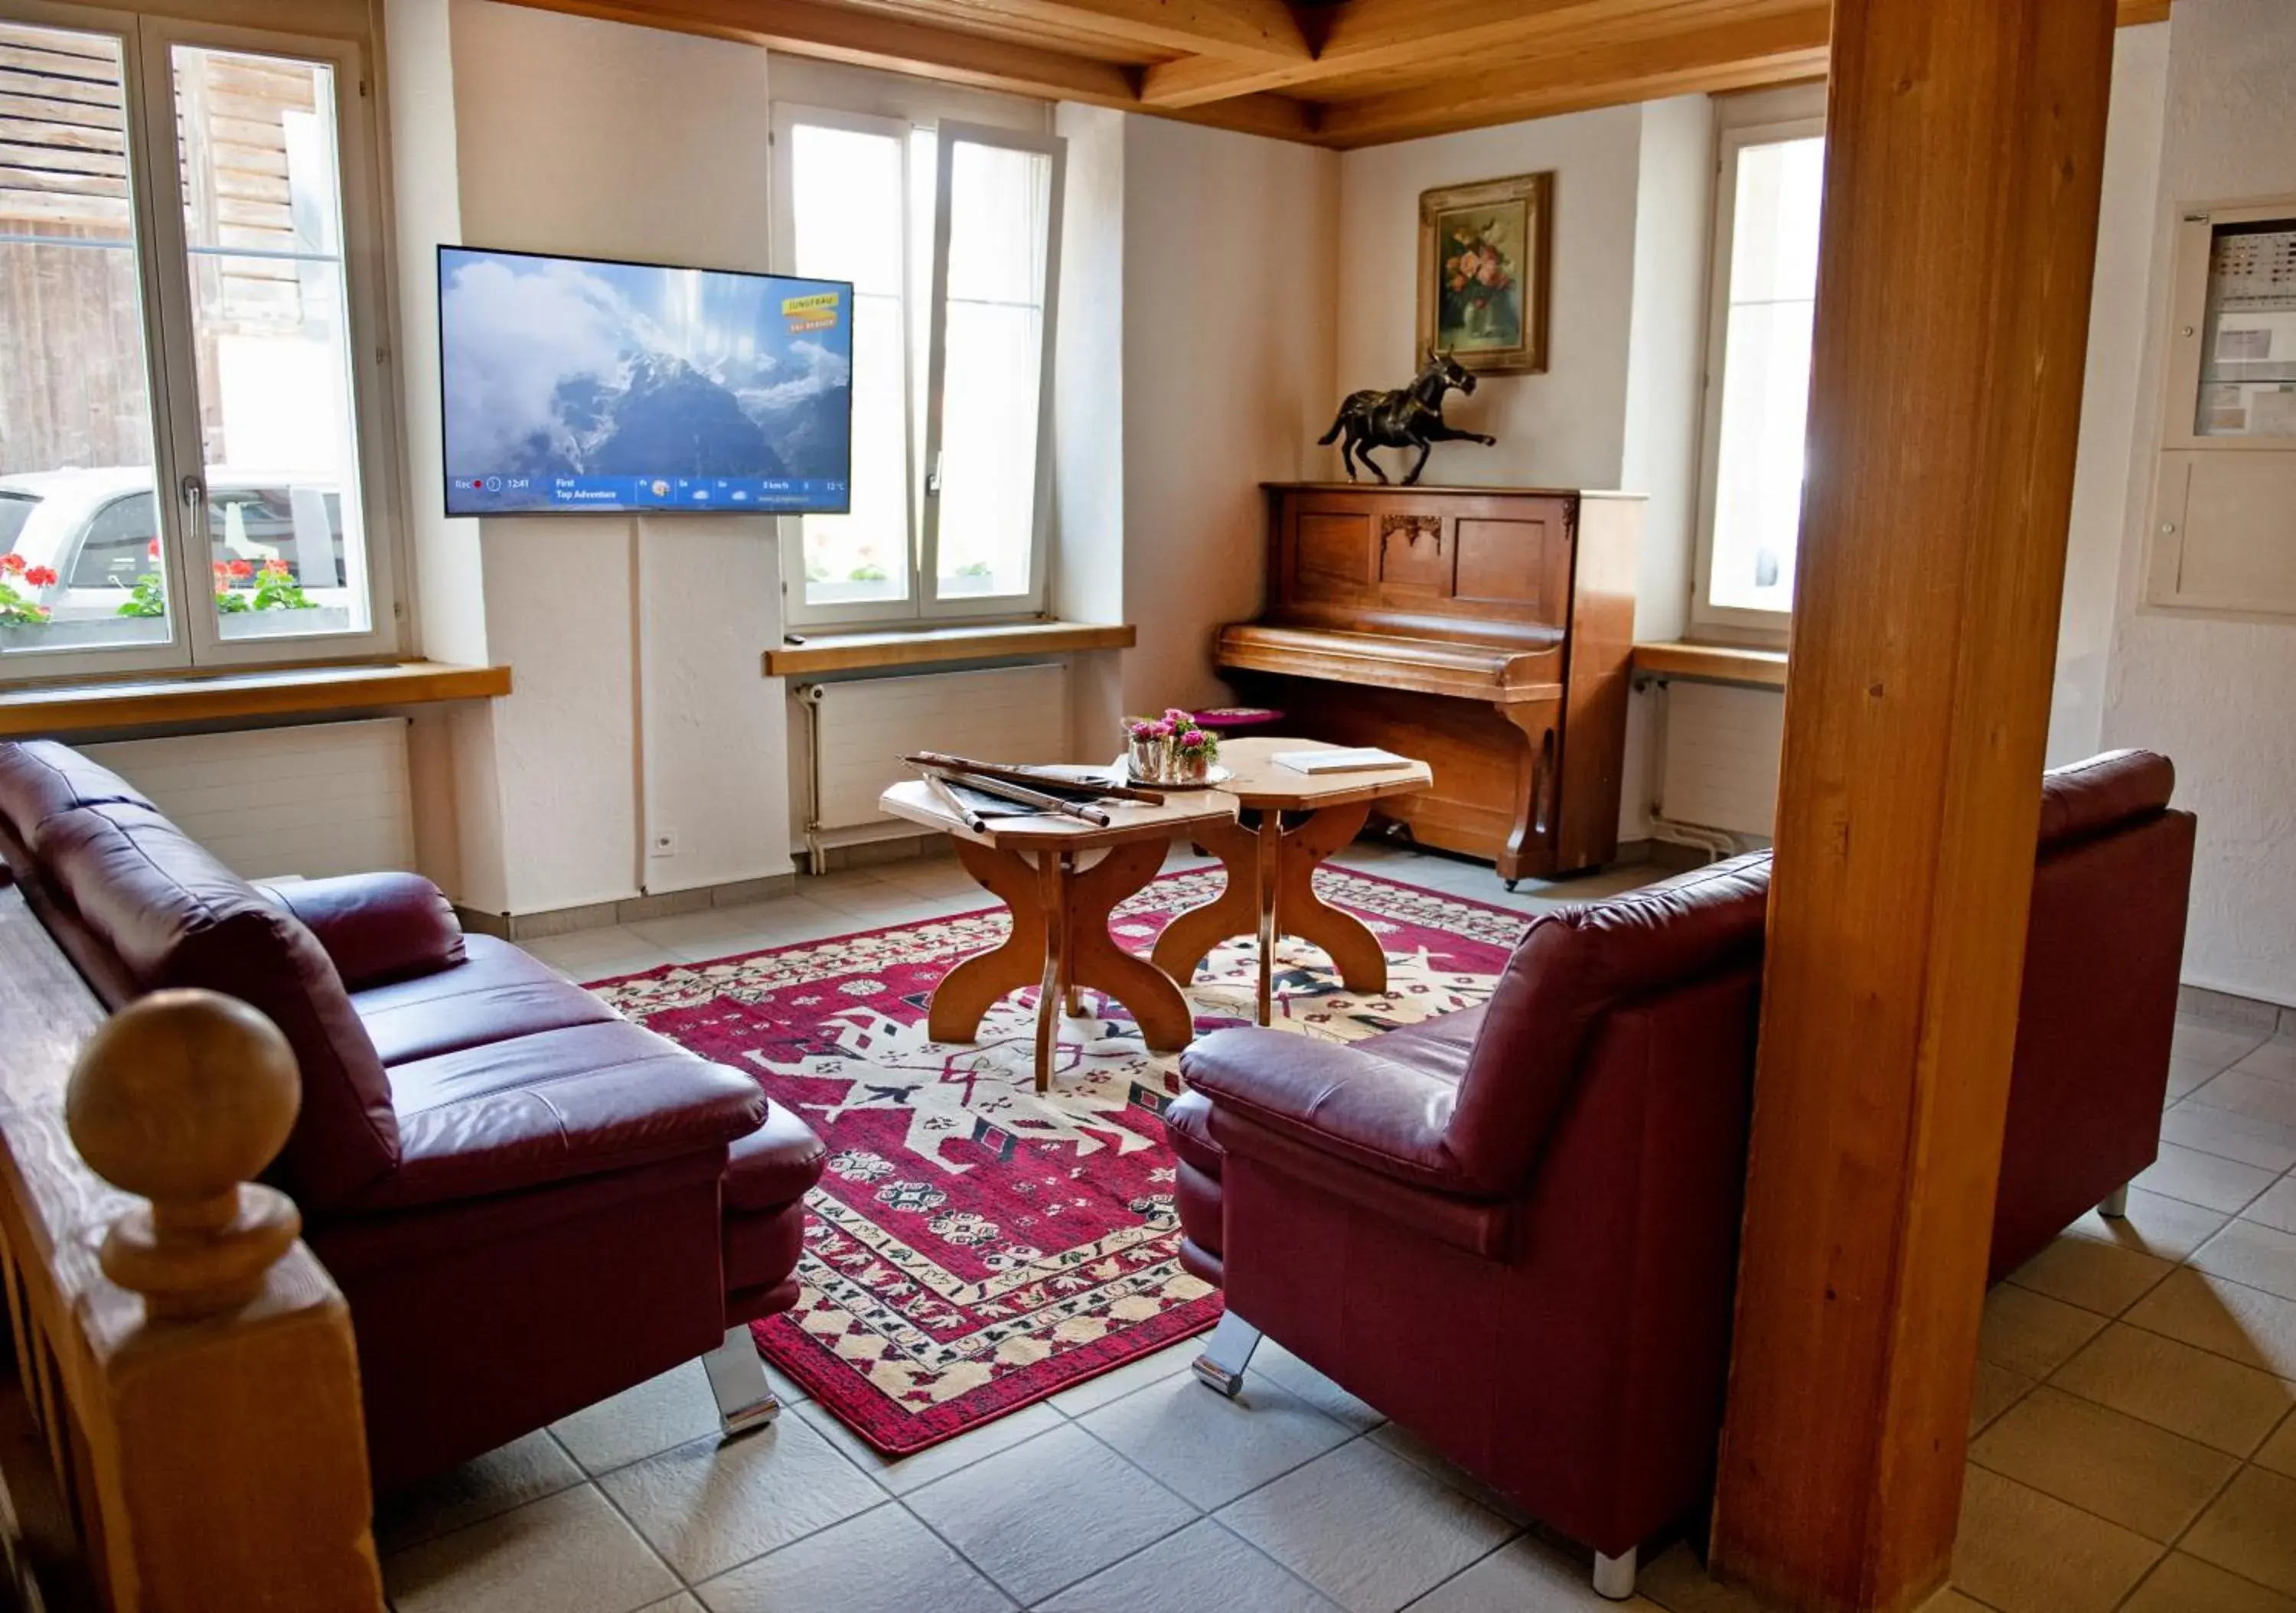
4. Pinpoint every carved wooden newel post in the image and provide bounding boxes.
[64,989,384,1611]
